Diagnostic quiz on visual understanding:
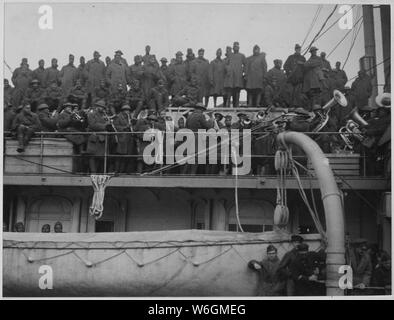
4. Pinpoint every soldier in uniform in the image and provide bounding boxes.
[149,79,170,113]
[209,48,226,108]
[283,44,306,107]
[86,51,106,106]
[44,81,65,112]
[86,100,111,173]
[350,70,373,111]
[142,45,158,67]
[302,46,323,111]
[245,45,267,107]
[45,58,60,87]
[12,58,33,93]
[113,104,136,173]
[57,102,87,173]
[106,51,129,94]
[59,54,78,96]
[331,61,348,91]
[36,103,58,133]
[24,79,46,112]
[141,55,162,99]
[32,59,47,88]
[172,75,202,107]
[11,104,41,153]
[76,56,88,88]
[129,55,144,83]
[248,245,286,296]
[68,79,88,108]
[320,52,332,71]
[168,51,187,98]
[93,79,110,104]
[185,48,196,82]
[127,79,145,118]
[159,57,171,91]
[109,83,127,113]
[190,48,211,108]
[225,42,247,108]
[4,79,15,109]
